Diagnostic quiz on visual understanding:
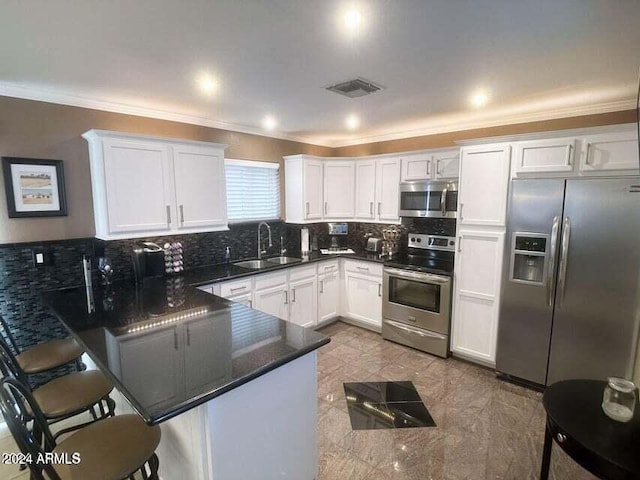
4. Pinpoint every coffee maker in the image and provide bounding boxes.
[327,223,348,251]
[131,242,165,284]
